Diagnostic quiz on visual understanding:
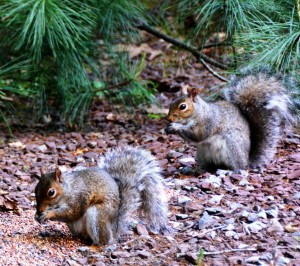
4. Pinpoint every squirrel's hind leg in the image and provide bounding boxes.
[85,205,116,245]
[224,132,250,171]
